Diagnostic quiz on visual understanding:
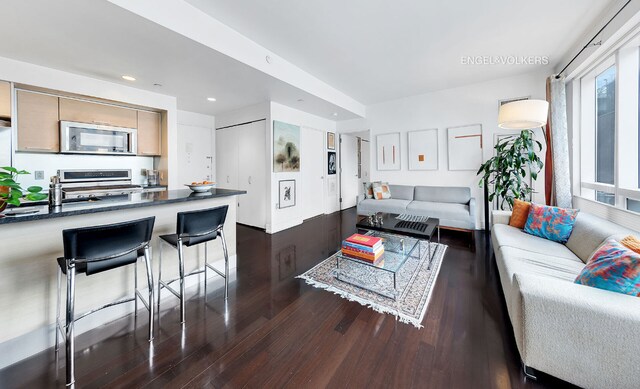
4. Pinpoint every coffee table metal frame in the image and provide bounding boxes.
[335,230,422,300]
